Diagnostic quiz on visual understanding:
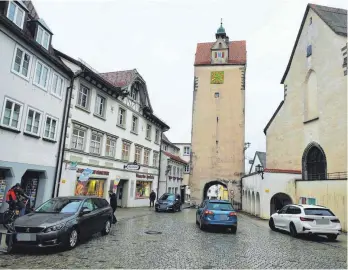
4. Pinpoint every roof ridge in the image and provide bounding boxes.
[309,3,347,13]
